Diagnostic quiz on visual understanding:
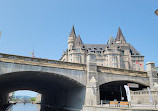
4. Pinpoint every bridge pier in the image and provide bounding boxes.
[146,62,158,89]
[84,53,100,106]
[0,93,9,106]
